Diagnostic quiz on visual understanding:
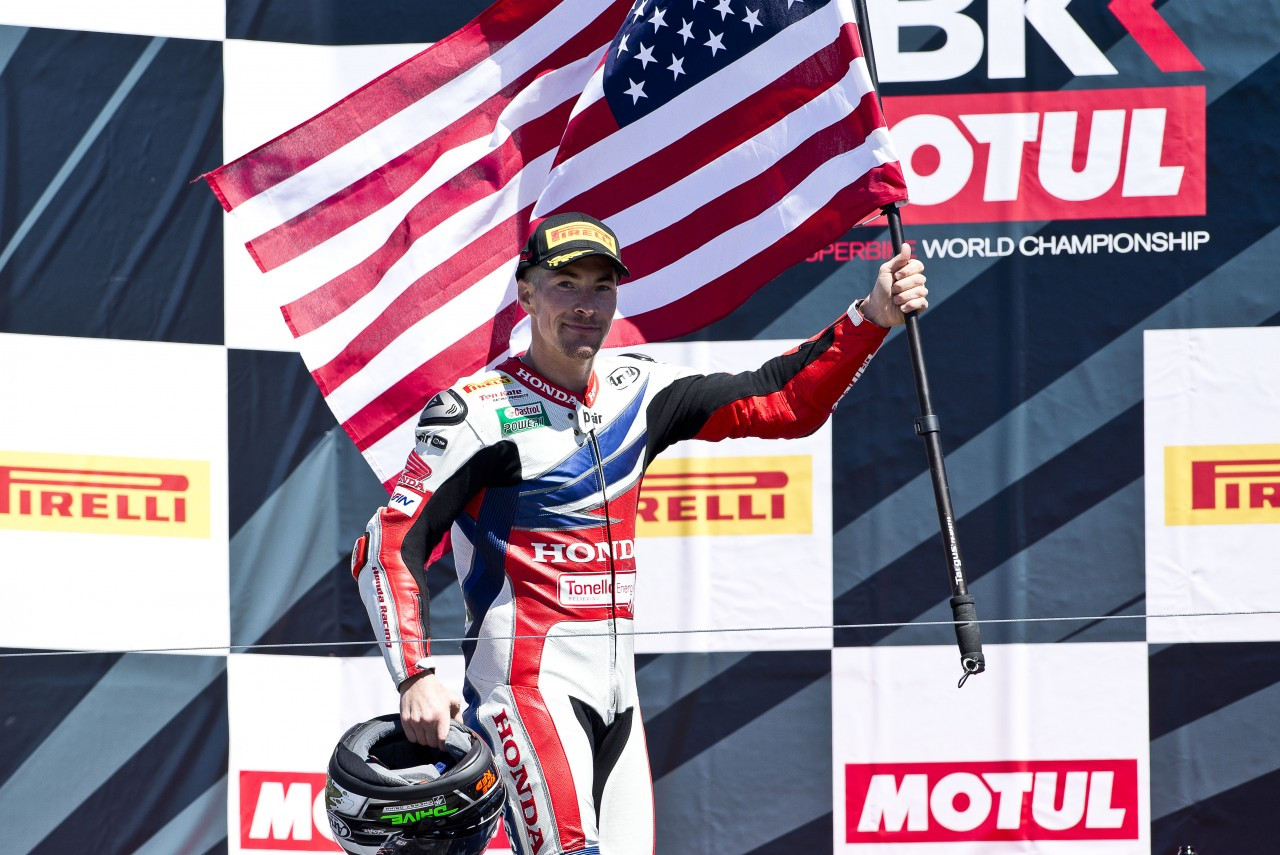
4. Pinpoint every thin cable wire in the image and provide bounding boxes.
[2,608,1279,658]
